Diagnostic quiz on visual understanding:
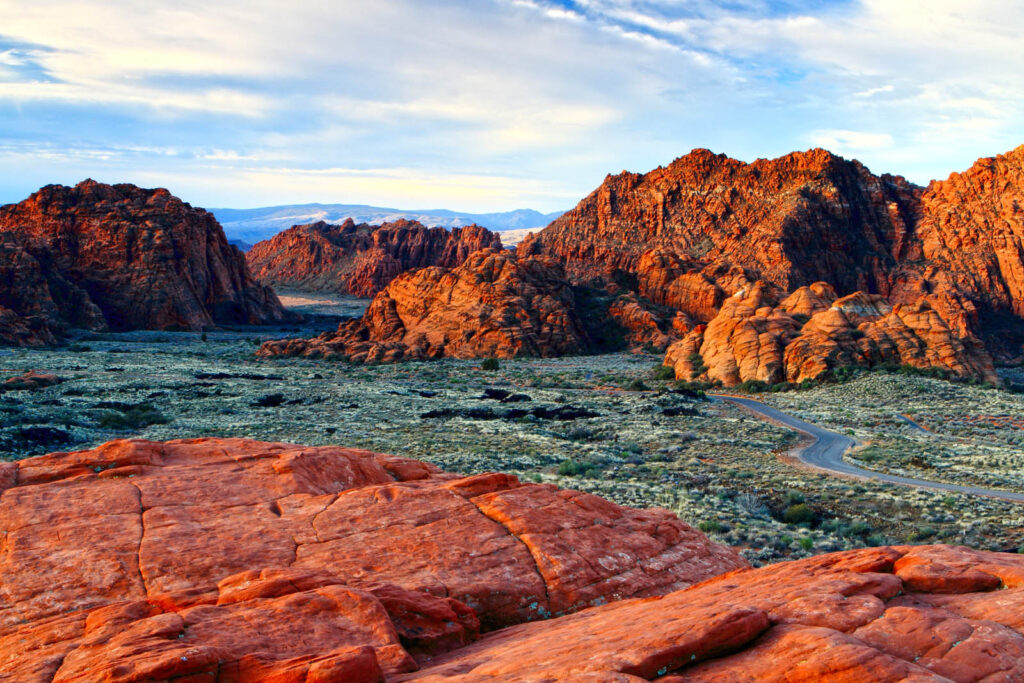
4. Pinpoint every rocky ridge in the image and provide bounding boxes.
[519,144,1024,370]
[4,438,1024,681]
[246,218,502,296]
[0,180,286,344]
[258,248,590,362]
